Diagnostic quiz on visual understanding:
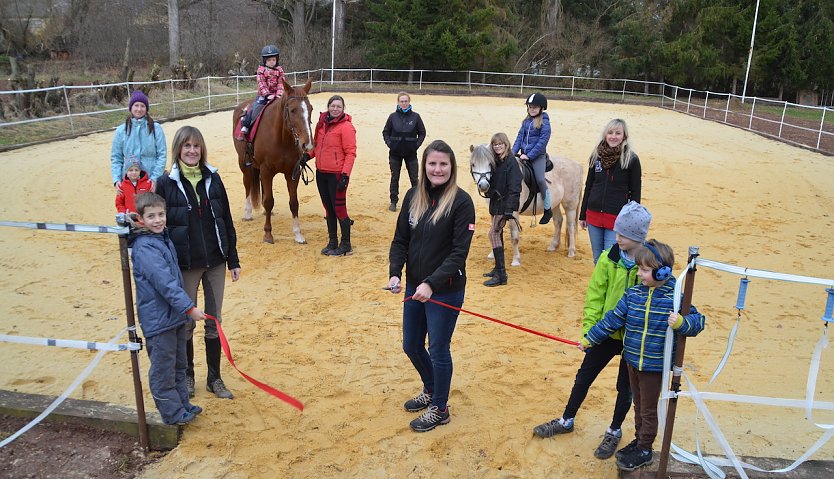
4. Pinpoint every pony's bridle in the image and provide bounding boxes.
[470,165,493,199]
